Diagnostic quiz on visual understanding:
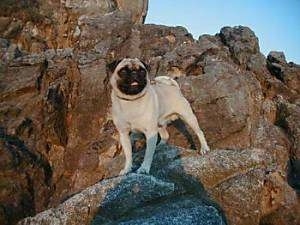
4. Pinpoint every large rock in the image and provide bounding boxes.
[116,0,148,24]
[62,0,148,24]
[175,61,262,149]
[0,129,51,225]
[17,172,225,225]
[0,52,52,224]
[275,99,300,159]
[18,144,297,225]
[146,145,297,225]
[267,51,300,99]
[219,26,259,67]
[275,98,300,193]
[0,0,147,53]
